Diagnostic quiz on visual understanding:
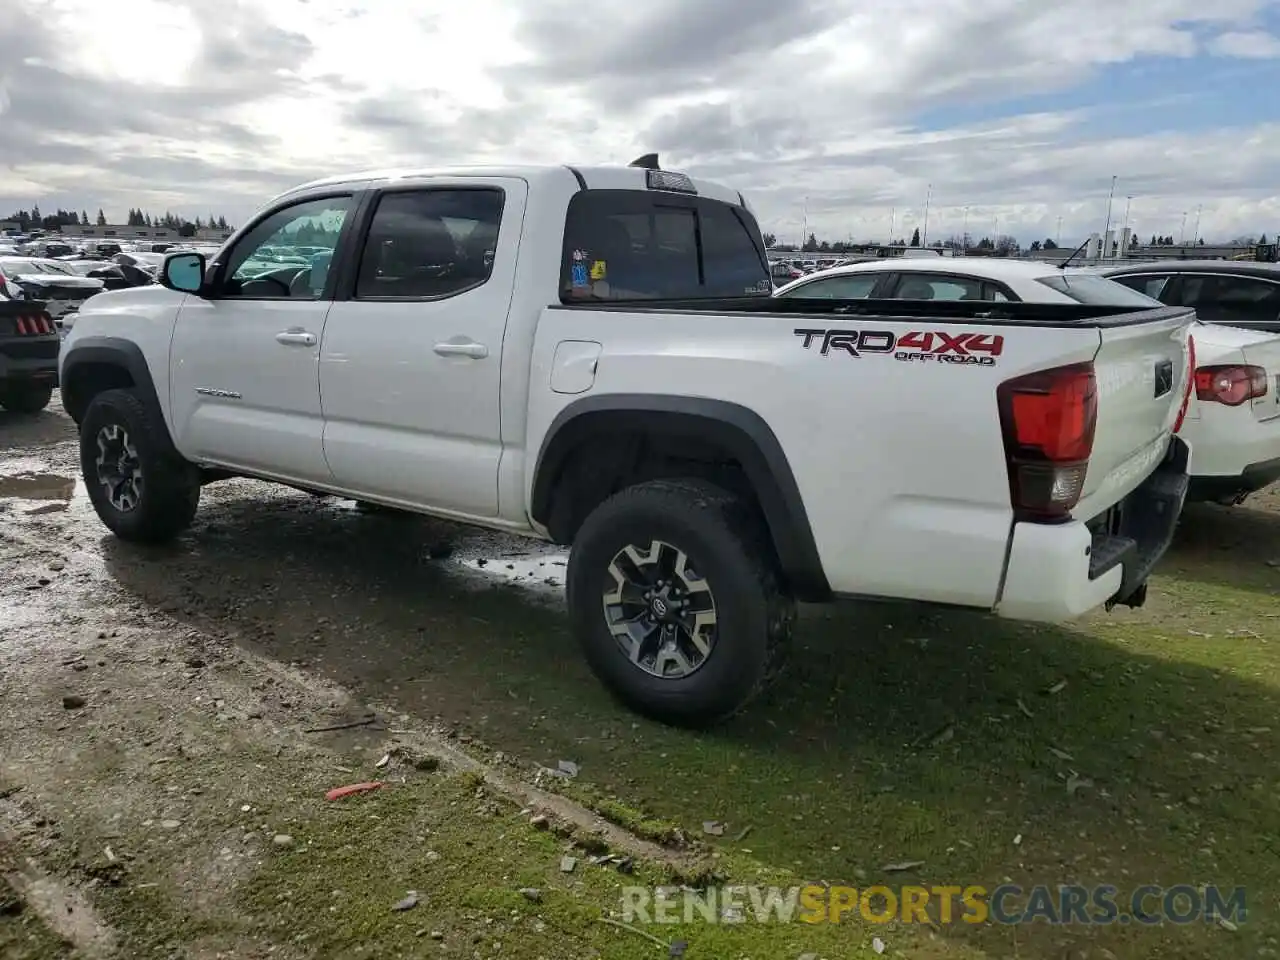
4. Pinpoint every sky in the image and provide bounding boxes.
[2,0,1280,246]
